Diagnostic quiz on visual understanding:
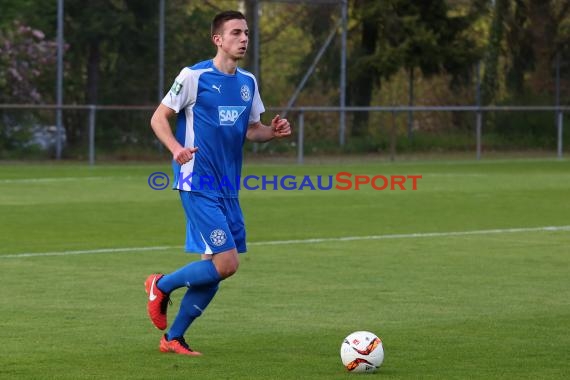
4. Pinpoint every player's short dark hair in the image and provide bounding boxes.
[211,10,246,36]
